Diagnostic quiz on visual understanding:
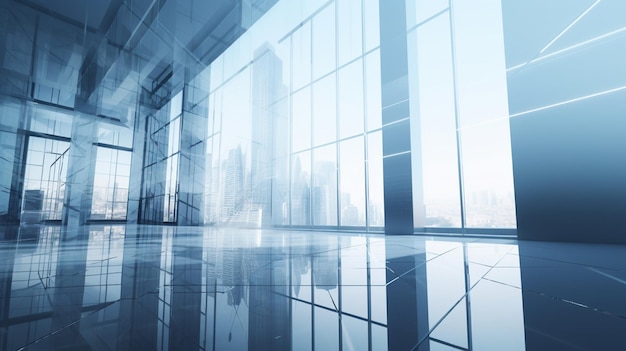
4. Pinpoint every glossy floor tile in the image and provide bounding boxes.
[0,225,625,350]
